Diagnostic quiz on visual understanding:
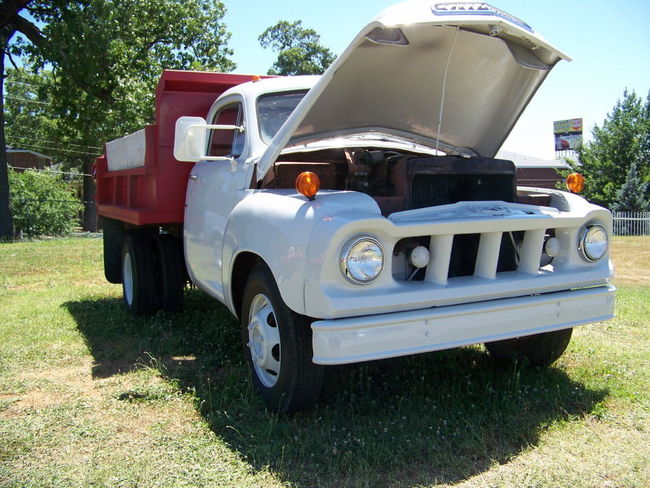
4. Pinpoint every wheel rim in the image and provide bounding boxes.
[247,293,281,388]
[123,251,134,306]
